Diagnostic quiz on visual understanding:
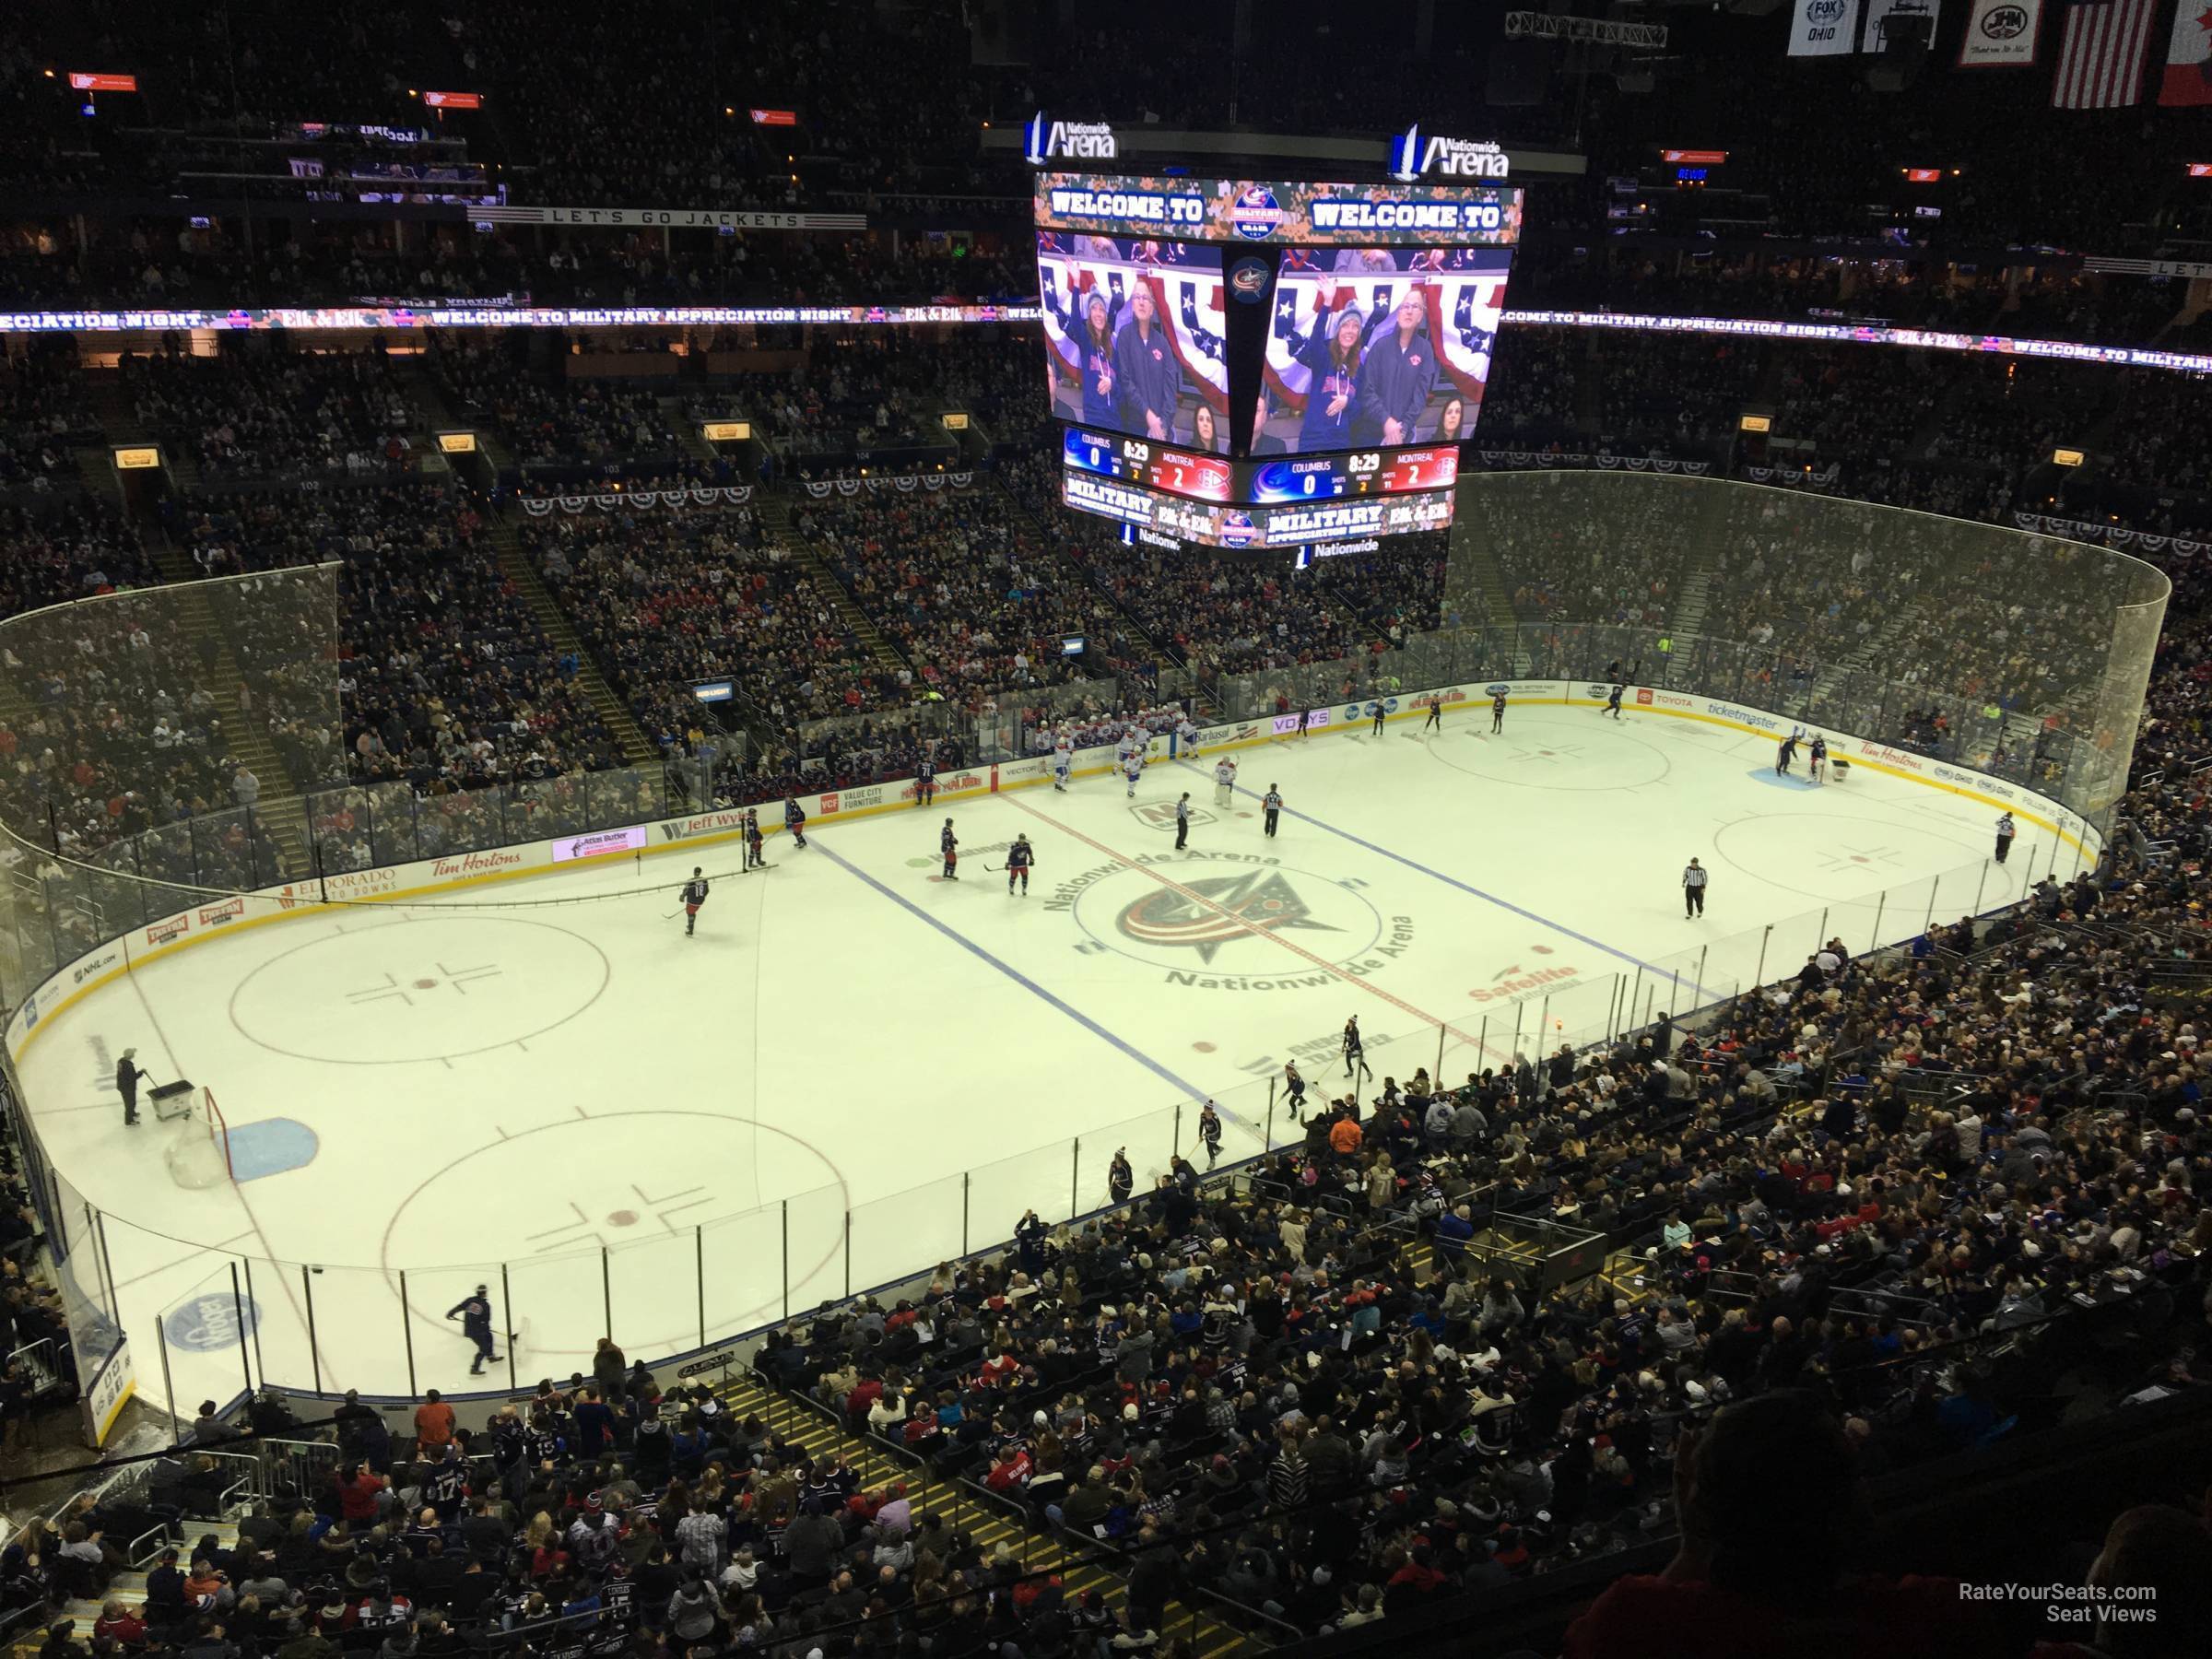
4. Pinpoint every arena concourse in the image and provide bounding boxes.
[1,7,2211,1659]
